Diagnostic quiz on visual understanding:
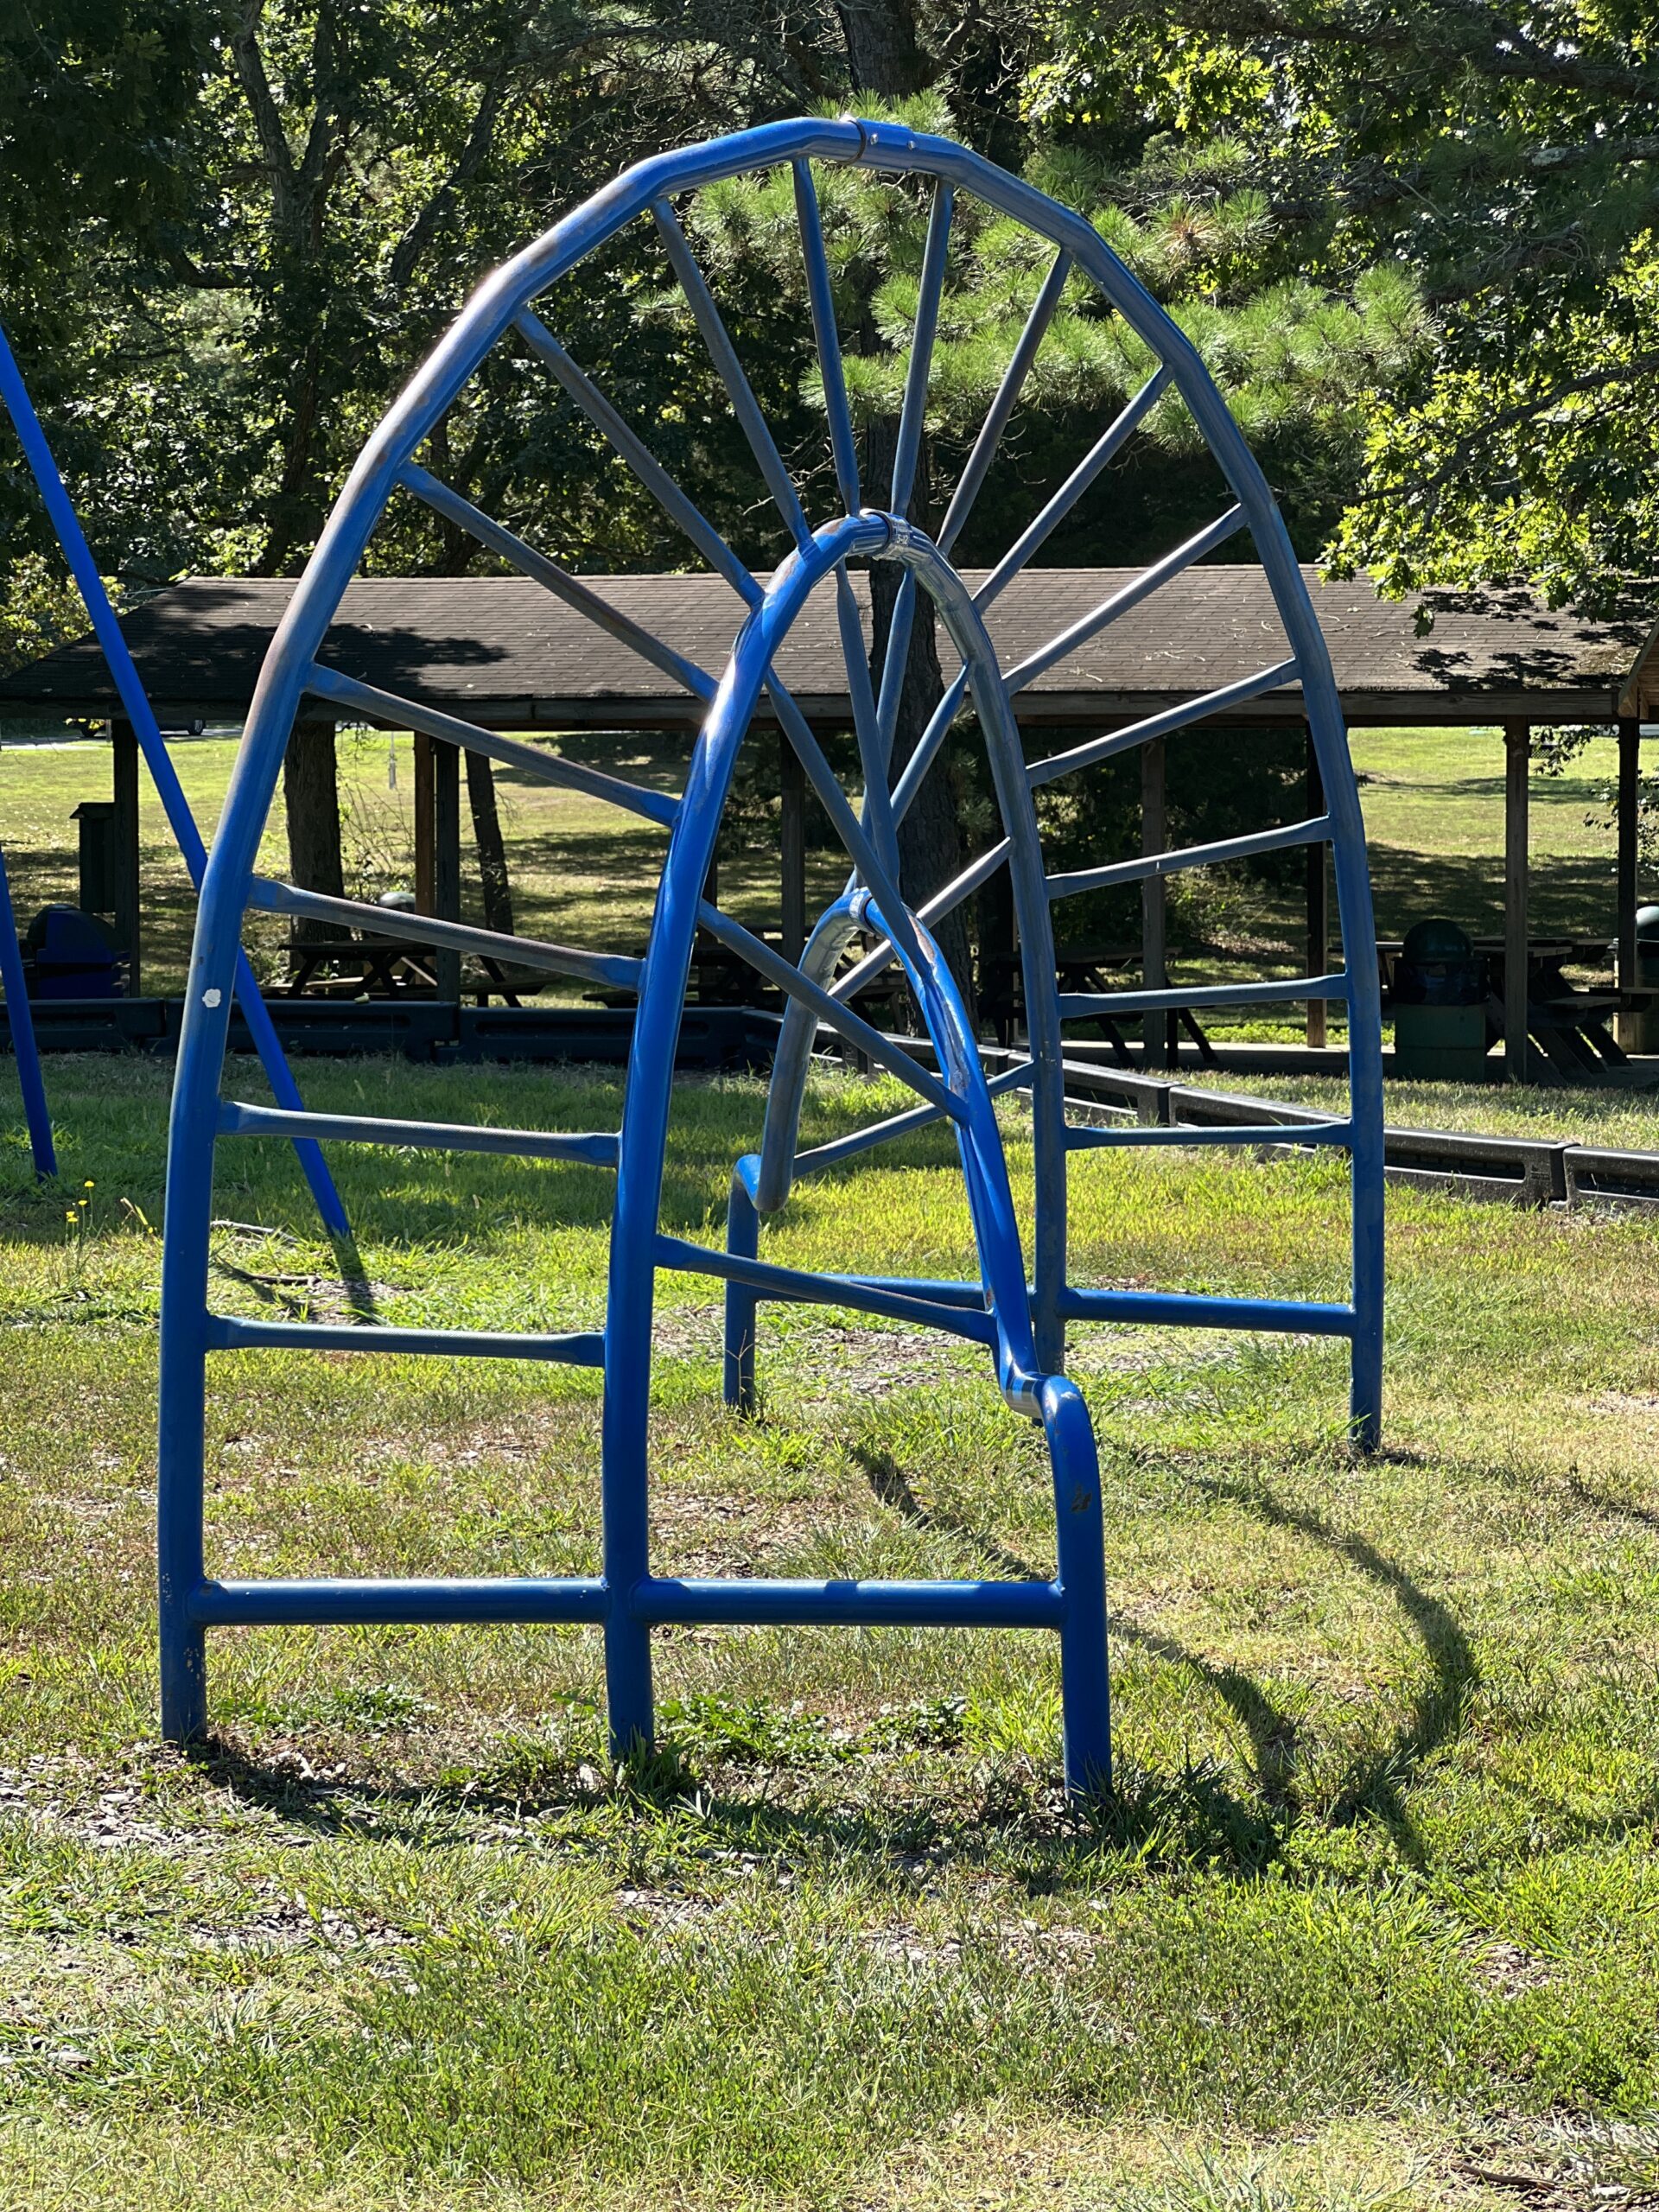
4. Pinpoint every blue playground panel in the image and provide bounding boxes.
[157,119,1383,1795]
